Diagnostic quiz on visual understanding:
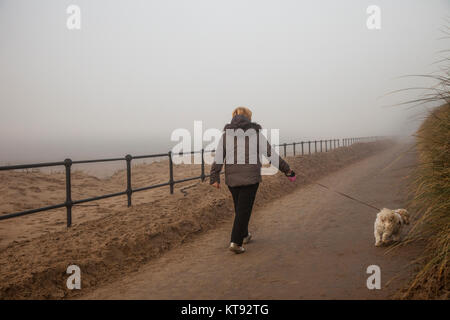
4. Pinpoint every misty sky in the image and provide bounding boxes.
[0,0,449,163]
